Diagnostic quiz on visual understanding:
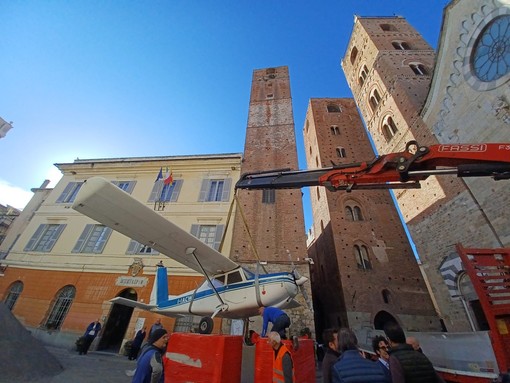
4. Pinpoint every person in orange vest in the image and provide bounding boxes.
[268,331,294,383]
